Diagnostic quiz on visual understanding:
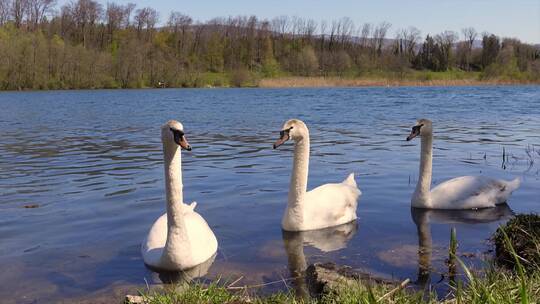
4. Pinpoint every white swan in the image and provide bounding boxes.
[407,119,520,209]
[141,120,218,271]
[273,119,361,231]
